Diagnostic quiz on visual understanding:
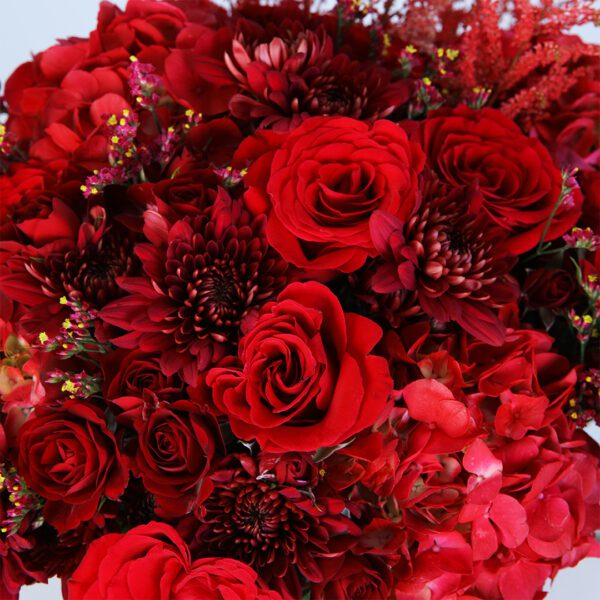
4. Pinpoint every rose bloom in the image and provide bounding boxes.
[68,522,280,600]
[207,281,393,452]
[16,401,127,533]
[102,349,185,403]
[121,399,221,518]
[257,452,319,488]
[419,105,581,254]
[255,116,424,272]
[523,267,579,309]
